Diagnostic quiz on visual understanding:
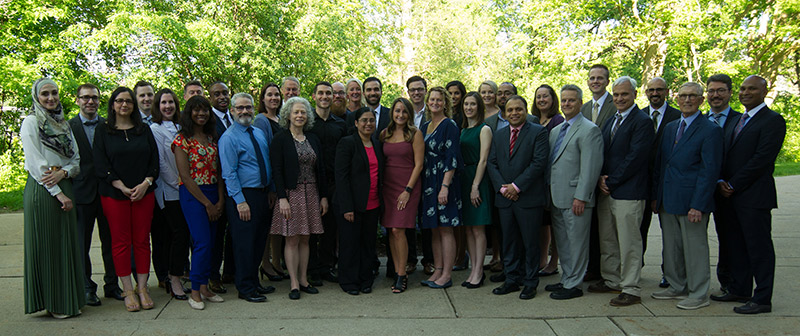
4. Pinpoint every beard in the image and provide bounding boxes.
[331,100,346,117]
[236,114,253,126]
